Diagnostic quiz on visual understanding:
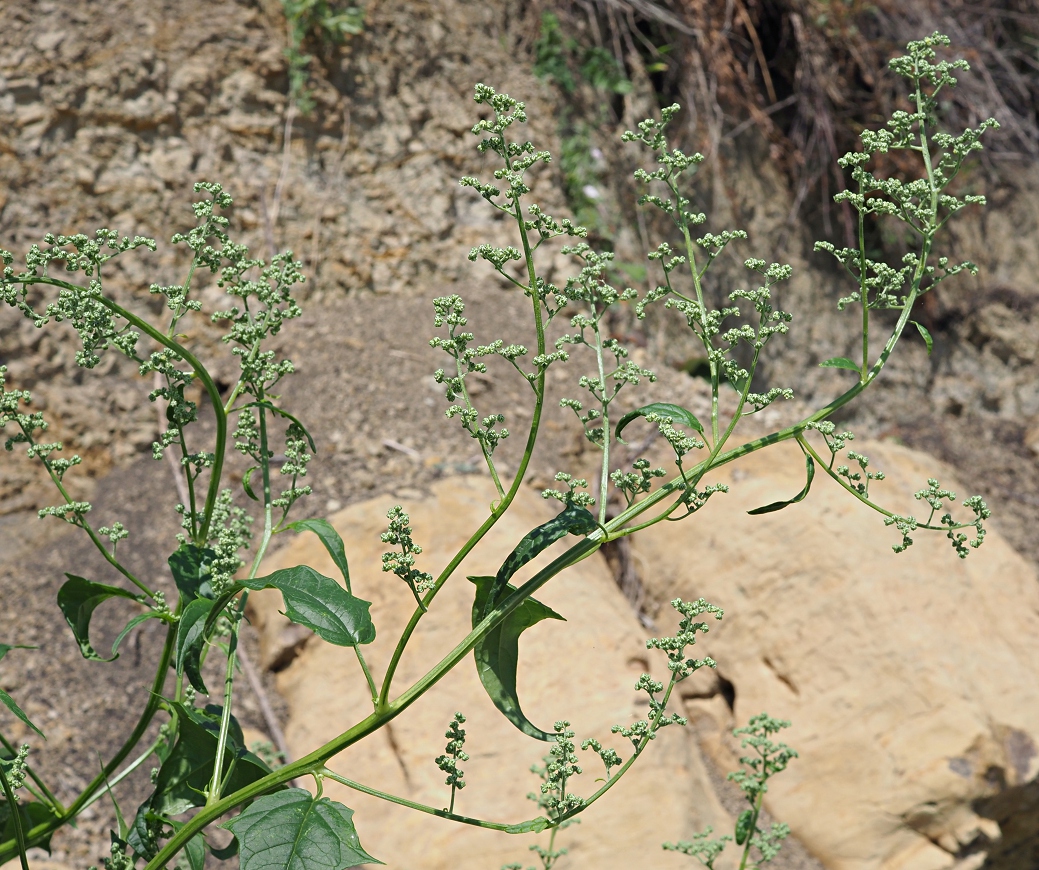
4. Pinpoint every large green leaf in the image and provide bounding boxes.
[747,450,815,515]
[168,545,218,600]
[284,518,352,593]
[479,503,596,623]
[175,598,216,694]
[615,401,704,443]
[470,576,565,742]
[57,575,141,662]
[150,704,273,817]
[223,788,381,870]
[0,801,59,852]
[240,567,374,647]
